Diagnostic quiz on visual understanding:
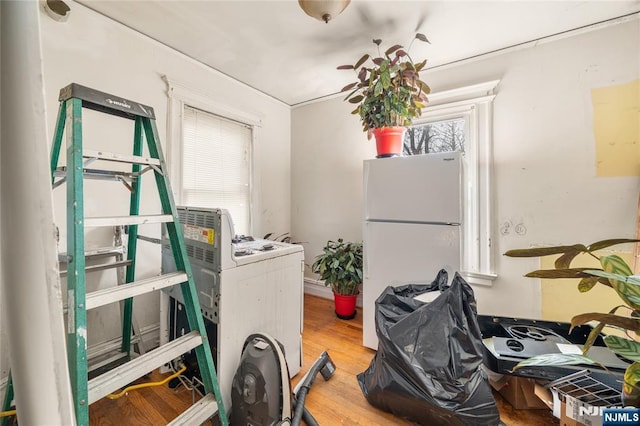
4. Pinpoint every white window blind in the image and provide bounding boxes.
[182,105,252,235]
